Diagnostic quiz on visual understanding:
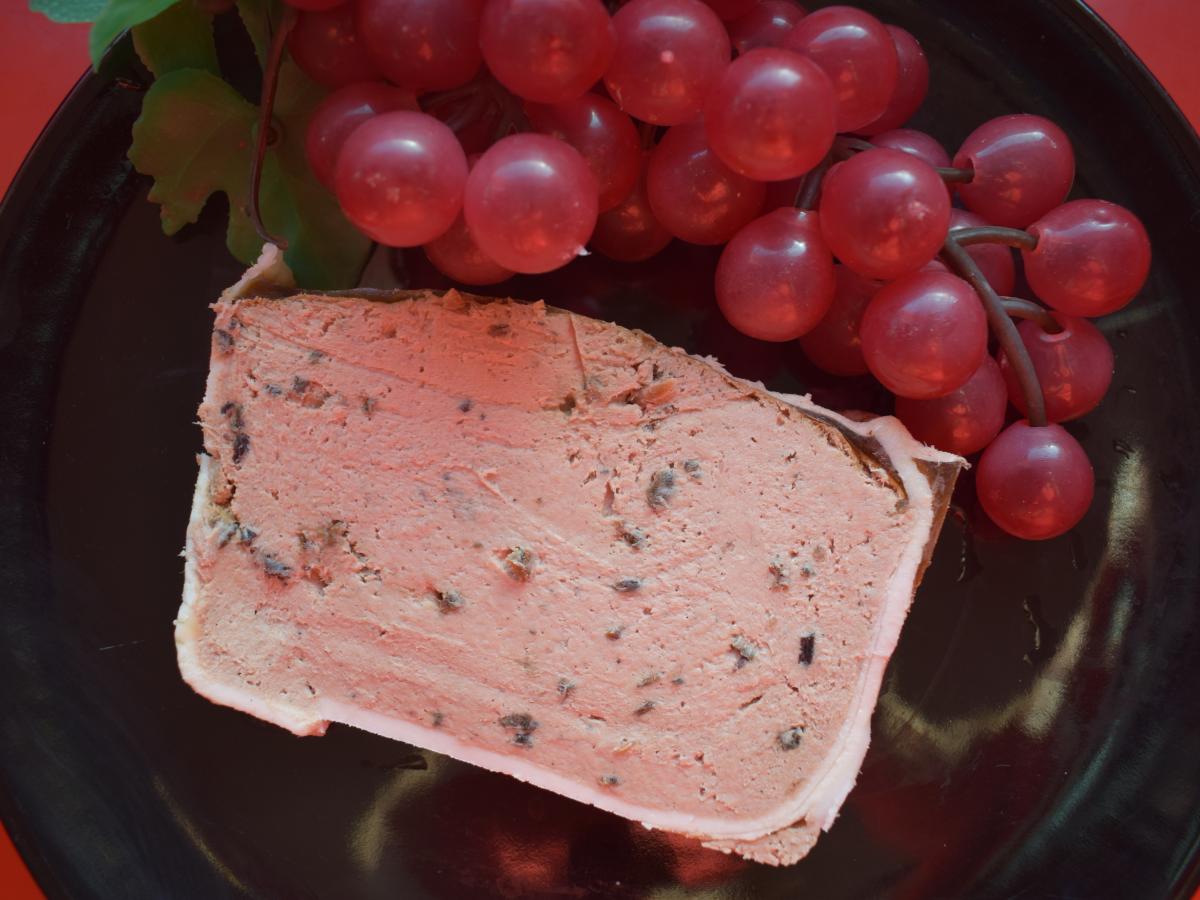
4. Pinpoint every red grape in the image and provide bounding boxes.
[728,0,806,54]
[334,112,468,246]
[1022,199,1151,317]
[305,82,418,191]
[948,208,1015,296]
[859,26,928,135]
[701,0,757,19]
[525,94,641,212]
[590,153,673,261]
[998,314,1114,422]
[480,0,615,104]
[798,265,879,376]
[715,208,836,341]
[783,6,898,133]
[605,0,732,126]
[953,114,1074,228]
[464,134,599,273]
[356,0,484,92]
[977,421,1094,540]
[288,5,378,88]
[860,270,987,399]
[285,0,346,10]
[424,217,514,286]
[819,148,951,280]
[646,120,766,245]
[870,128,950,169]
[894,355,1006,455]
[704,48,836,181]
